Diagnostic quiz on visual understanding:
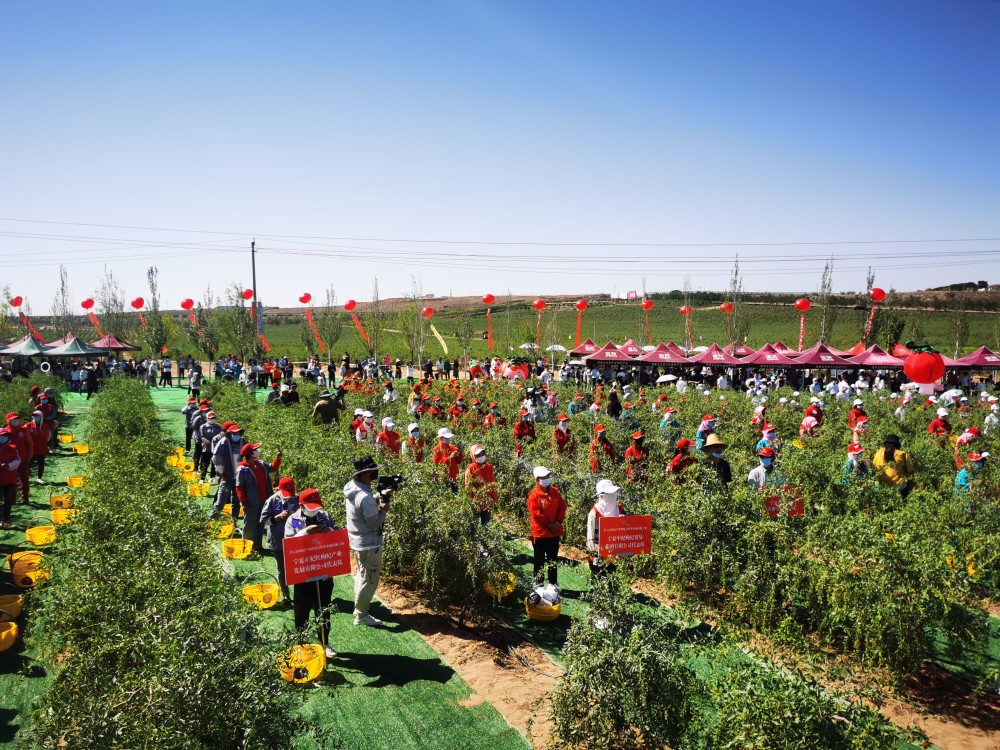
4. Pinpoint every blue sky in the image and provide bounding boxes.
[2,0,998,309]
